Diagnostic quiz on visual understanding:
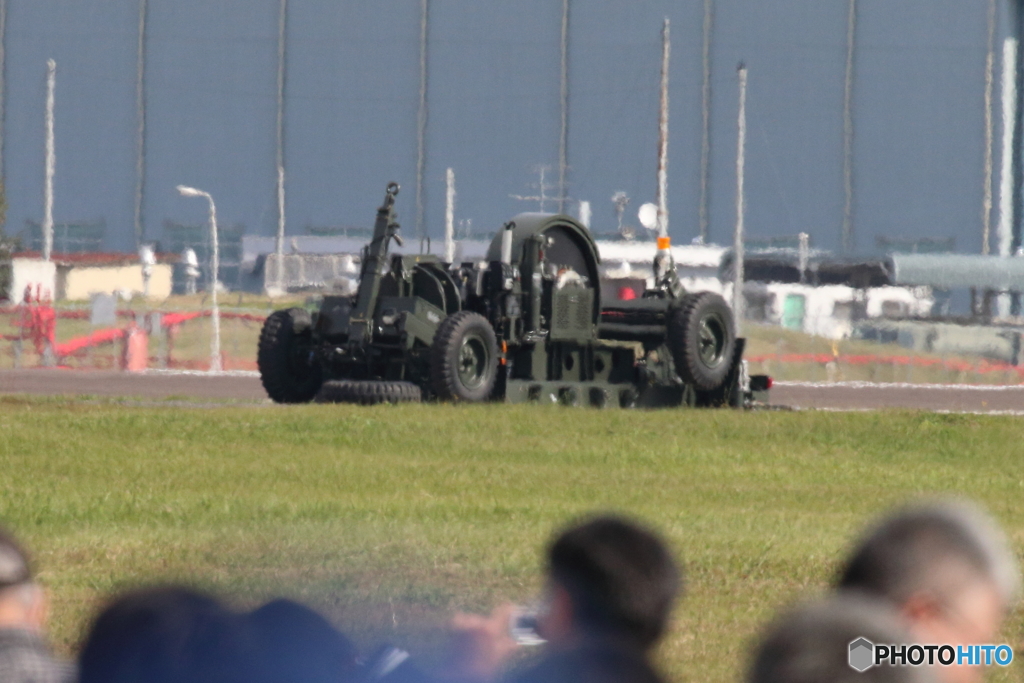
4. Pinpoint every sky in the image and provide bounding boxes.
[0,0,1013,257]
